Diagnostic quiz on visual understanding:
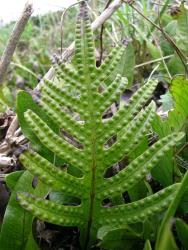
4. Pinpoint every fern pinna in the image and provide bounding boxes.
[17,2,183,249]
